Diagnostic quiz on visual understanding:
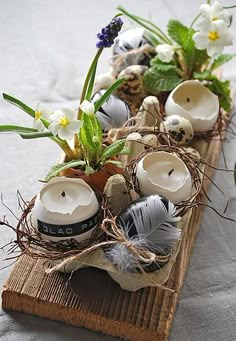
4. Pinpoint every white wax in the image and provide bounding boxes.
[41,182,91,214]
[137,151,192,203]
[147,161,186,191]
